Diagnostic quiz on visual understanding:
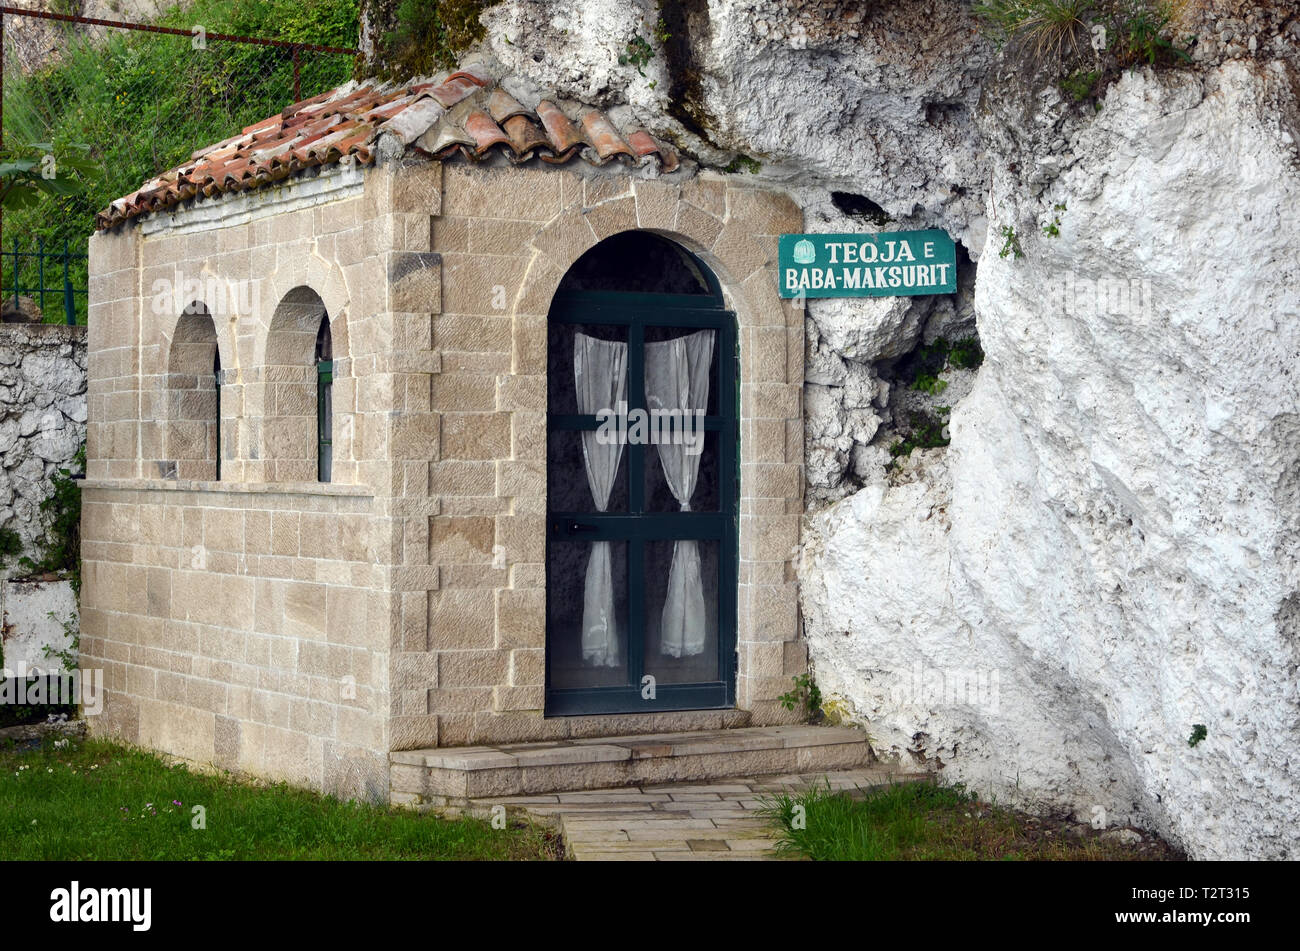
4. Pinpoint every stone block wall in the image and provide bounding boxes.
[82,165,408,798]
[405,162,810,744]
[0,323,87,580]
